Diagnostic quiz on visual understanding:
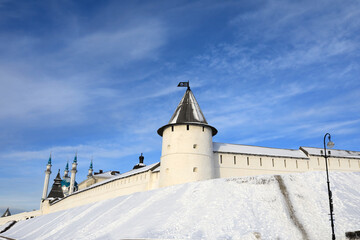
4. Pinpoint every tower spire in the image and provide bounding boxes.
[157,84,217,136]
[73,152,77,163]
[87,158,93,178]
[63,161,69,178]
[48,153,52,165]
[47,169,64,199]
